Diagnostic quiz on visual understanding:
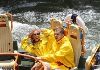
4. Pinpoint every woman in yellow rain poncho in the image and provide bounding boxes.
[21,29,52,56]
